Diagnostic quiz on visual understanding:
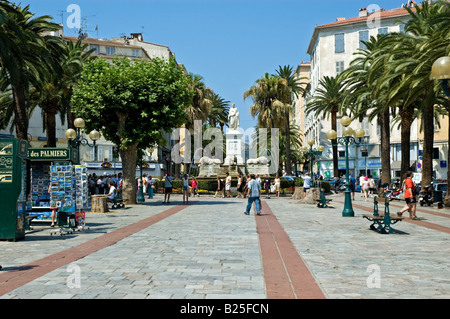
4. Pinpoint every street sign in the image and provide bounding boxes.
[417,163,422,169]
